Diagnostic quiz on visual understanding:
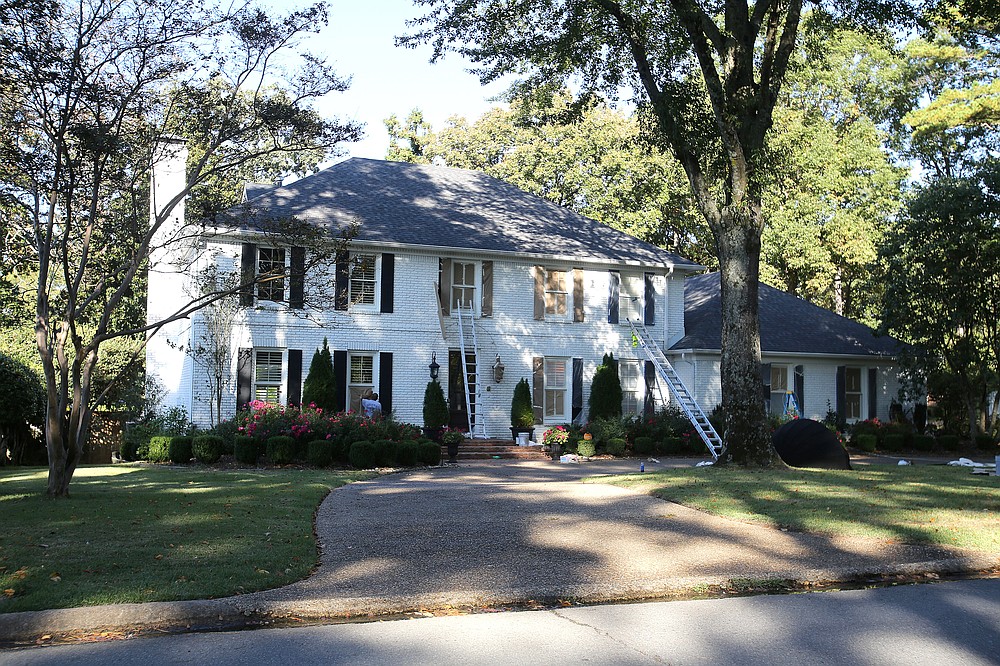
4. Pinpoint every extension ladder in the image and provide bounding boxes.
[455,304,486,438]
